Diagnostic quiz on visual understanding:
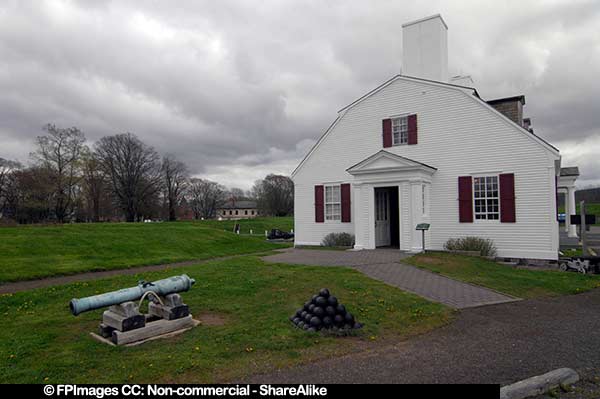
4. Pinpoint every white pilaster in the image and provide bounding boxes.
[567,186,578,238]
